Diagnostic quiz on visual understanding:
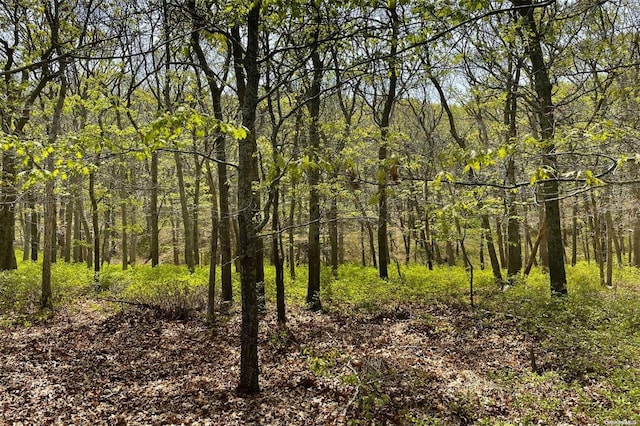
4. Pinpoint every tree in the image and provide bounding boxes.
[373,0,400,280]
[234,0,262,394]
[189,14,234,302]
[0,1,61,271]
[512,0,567,295]
[305,2,324,312]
